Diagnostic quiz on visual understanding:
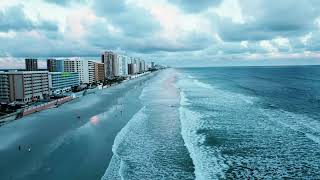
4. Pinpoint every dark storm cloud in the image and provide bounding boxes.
[1,0,320,65]
[0,5,33,32]
[86,0,216,54]
[0,5,58,32]
[217,0,320,42]
[0,32,99,57]
[86,19,213,54]
[170,0,222,13]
